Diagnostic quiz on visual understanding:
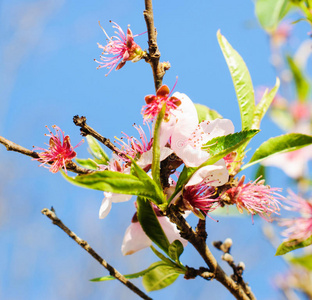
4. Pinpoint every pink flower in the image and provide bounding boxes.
[182,180,219,217]
[115,123,173,170]
[224,176,283,222]
[34,125,82,174]
[280,191,312,241]
[141,84,182,122]
[95,21,145,75]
